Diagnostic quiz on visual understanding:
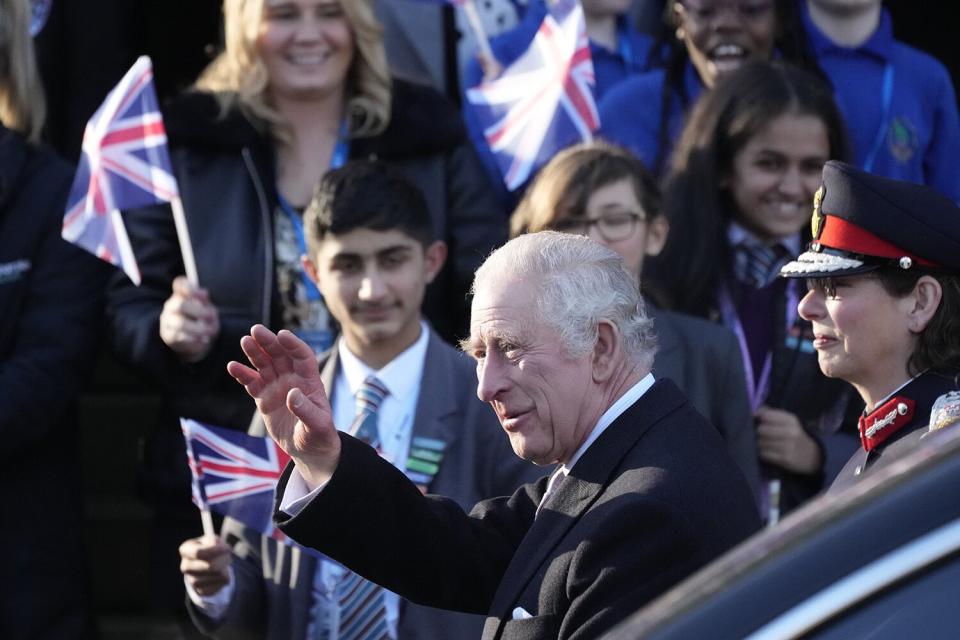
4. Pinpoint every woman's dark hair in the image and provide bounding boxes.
[875,270,960,376]
[649,59,849,317]
[646,0,824,175]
